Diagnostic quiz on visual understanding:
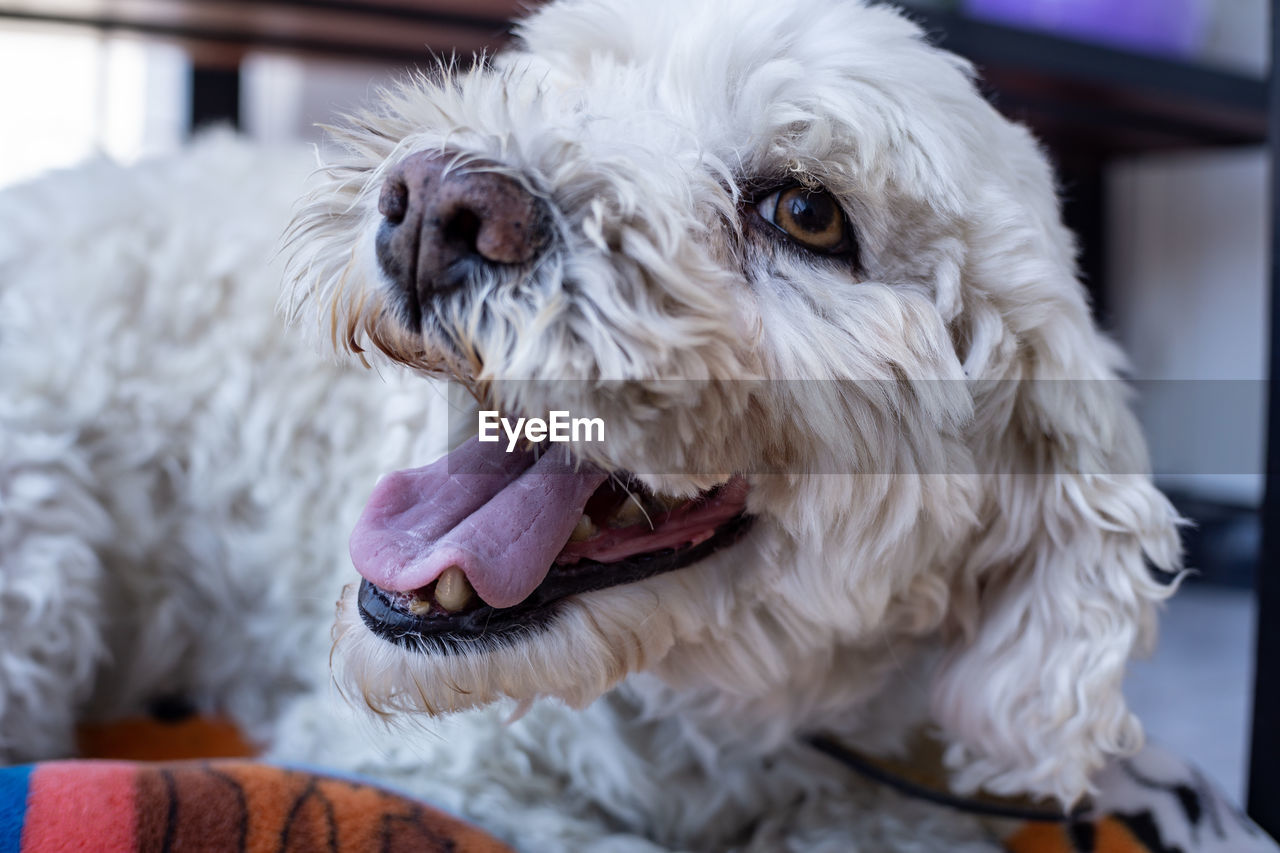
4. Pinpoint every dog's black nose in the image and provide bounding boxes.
[375,151,548,308]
